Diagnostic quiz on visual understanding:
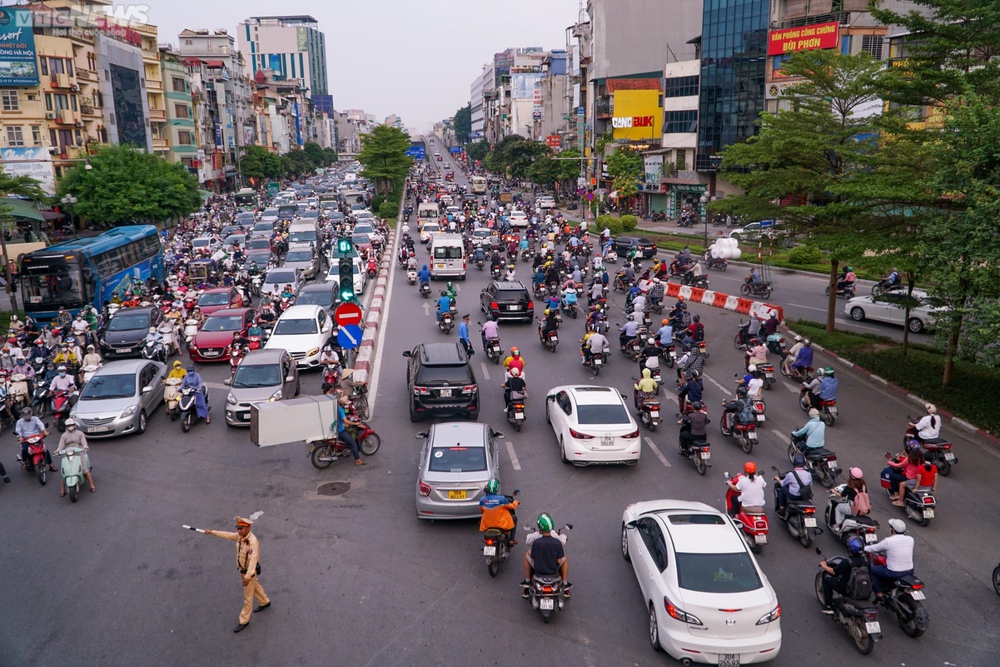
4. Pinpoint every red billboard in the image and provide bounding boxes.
[546,135,561,148]
[767,21,840,56]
